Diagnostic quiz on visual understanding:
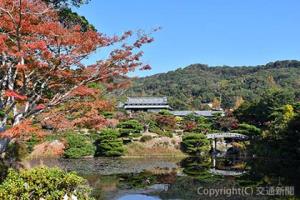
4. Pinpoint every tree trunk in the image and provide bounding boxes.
[0,125,10,154]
